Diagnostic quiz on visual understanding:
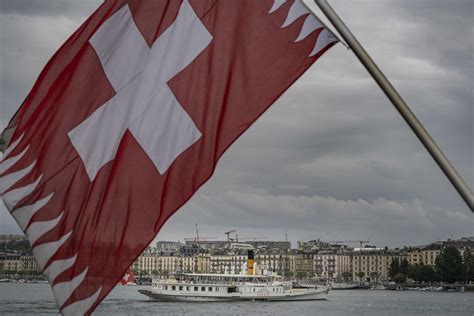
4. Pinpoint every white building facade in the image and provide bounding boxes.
[314,253,351,280]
